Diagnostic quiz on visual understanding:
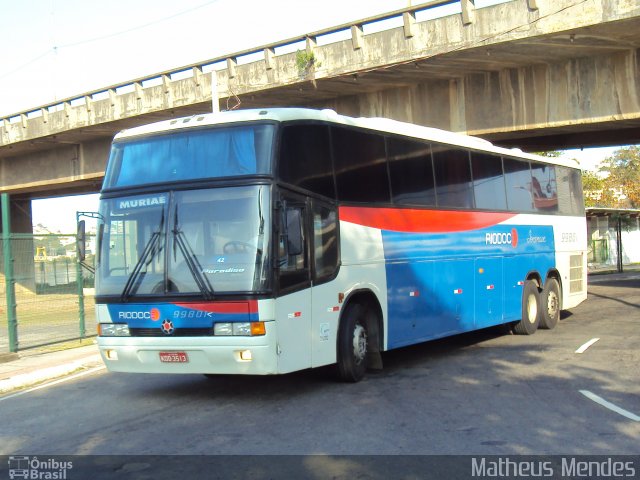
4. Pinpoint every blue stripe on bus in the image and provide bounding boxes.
[106,303,257,329]
[382,225,555,348]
